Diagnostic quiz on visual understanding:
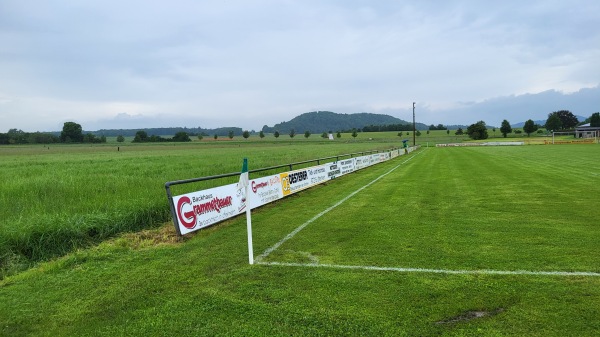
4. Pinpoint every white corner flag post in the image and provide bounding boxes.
[240,158,254,264]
